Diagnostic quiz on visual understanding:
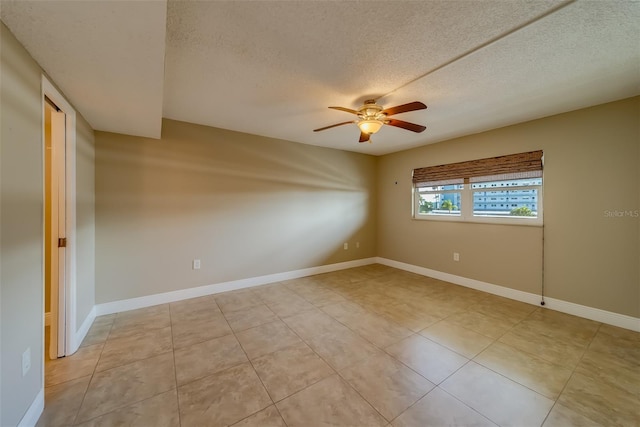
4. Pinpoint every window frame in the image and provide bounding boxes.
[413,185,464,221]
[413,180,543,226]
